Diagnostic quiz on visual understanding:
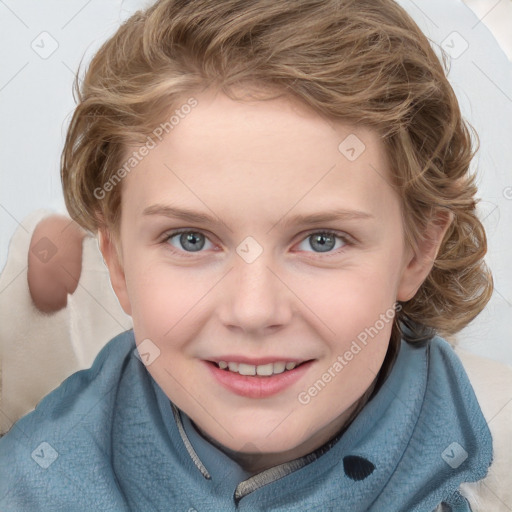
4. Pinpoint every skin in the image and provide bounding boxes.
[98,89,451,475]
[28,215,86,313]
